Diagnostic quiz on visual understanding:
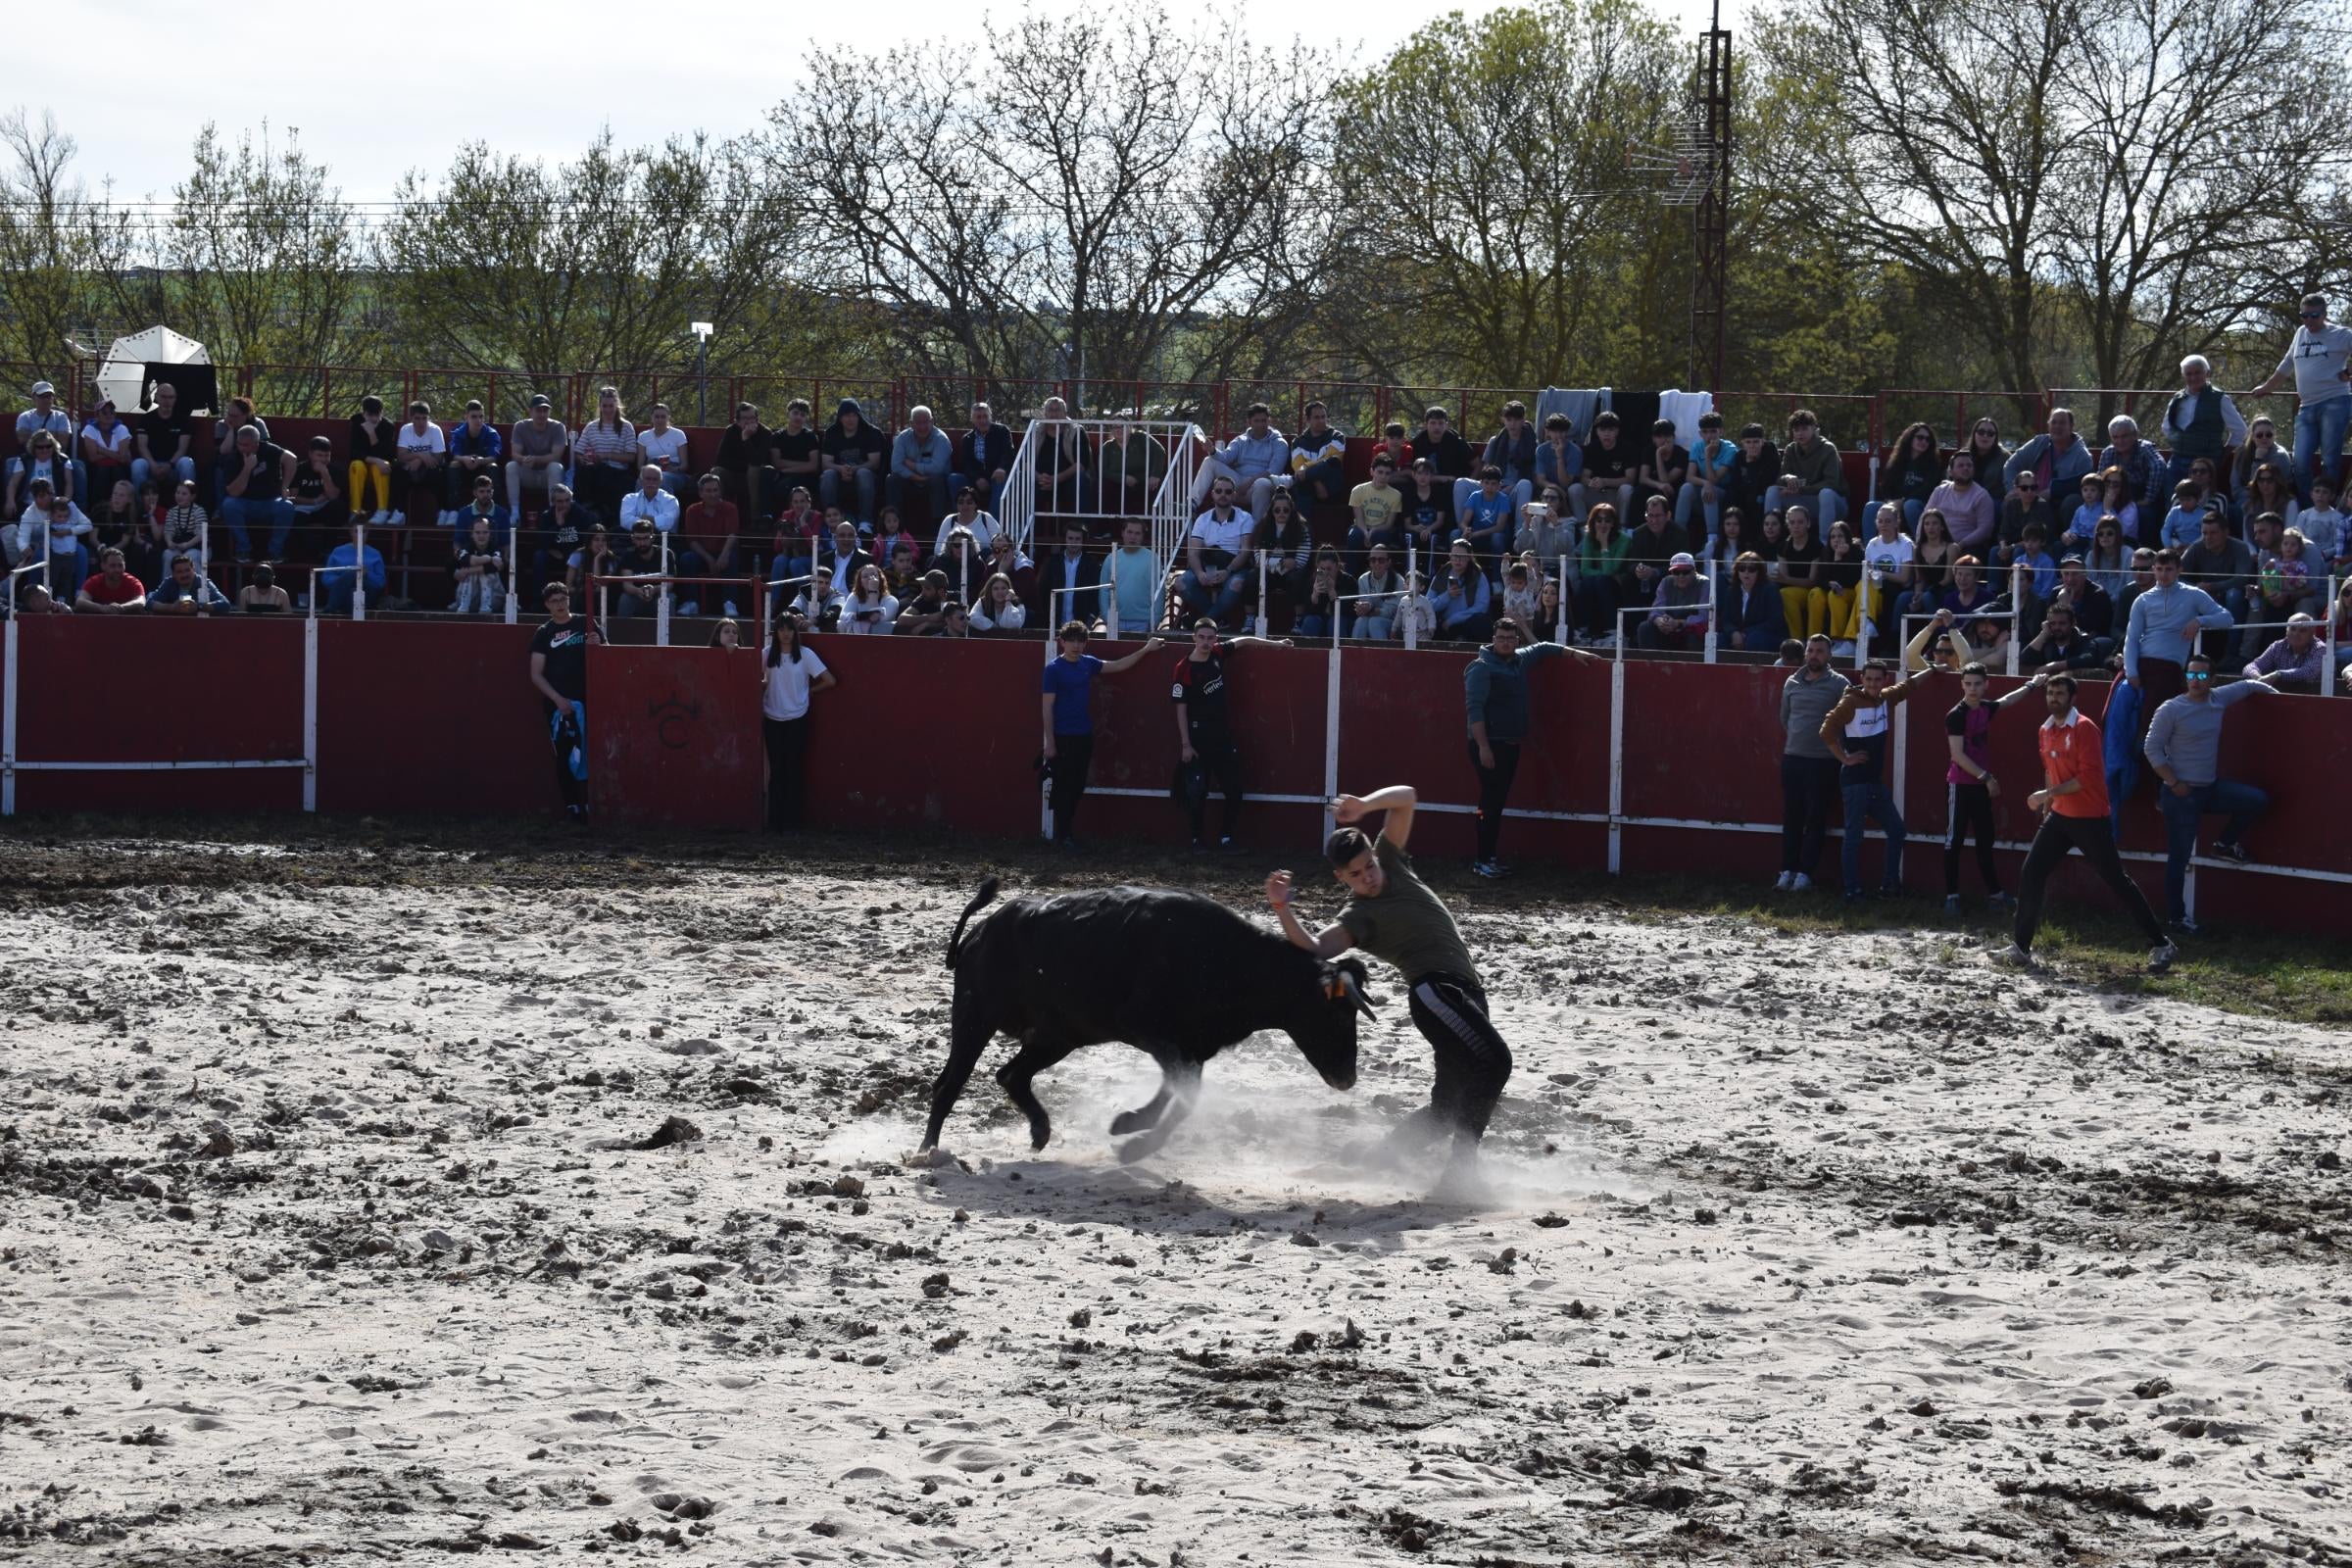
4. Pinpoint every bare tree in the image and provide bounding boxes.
[773,17,1334,415]
[1770,0,2352,417]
